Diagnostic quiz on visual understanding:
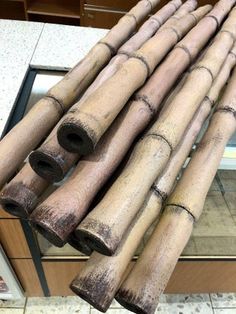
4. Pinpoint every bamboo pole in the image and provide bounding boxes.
[29,1,232,248]
[116,62,236,314]
[28,0,185,183]
[0,0,159,191]
[67,234,93,256]
[76,9,236,256]
[57,6,210,155]
[68,77,218,311]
